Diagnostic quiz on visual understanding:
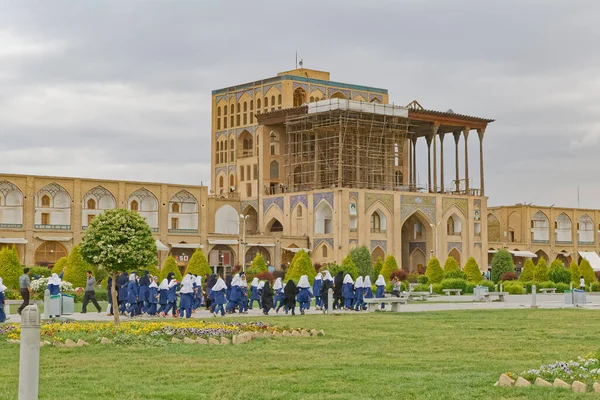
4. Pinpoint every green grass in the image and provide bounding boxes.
[1,309,600,399]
